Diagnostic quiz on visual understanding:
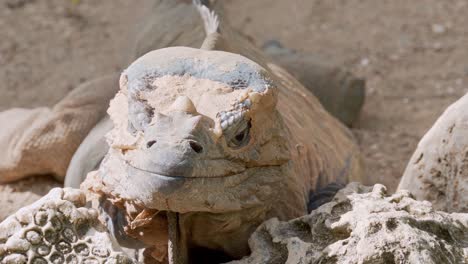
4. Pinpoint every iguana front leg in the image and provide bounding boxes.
[0,74,119,184]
